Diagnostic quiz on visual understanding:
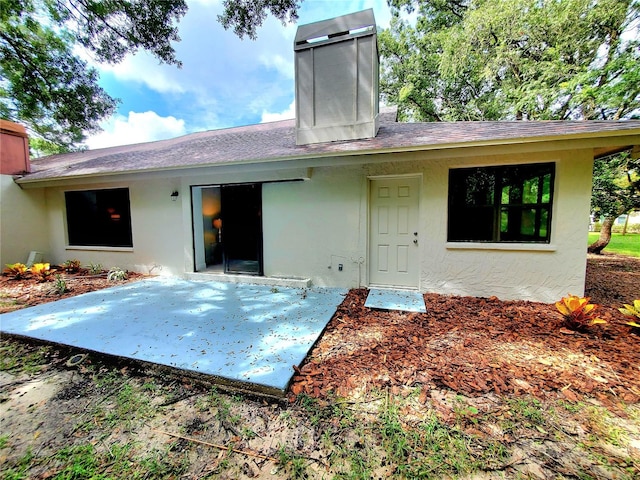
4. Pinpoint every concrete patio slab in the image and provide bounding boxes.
[365,288,426,313]
[0,278,347,395]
